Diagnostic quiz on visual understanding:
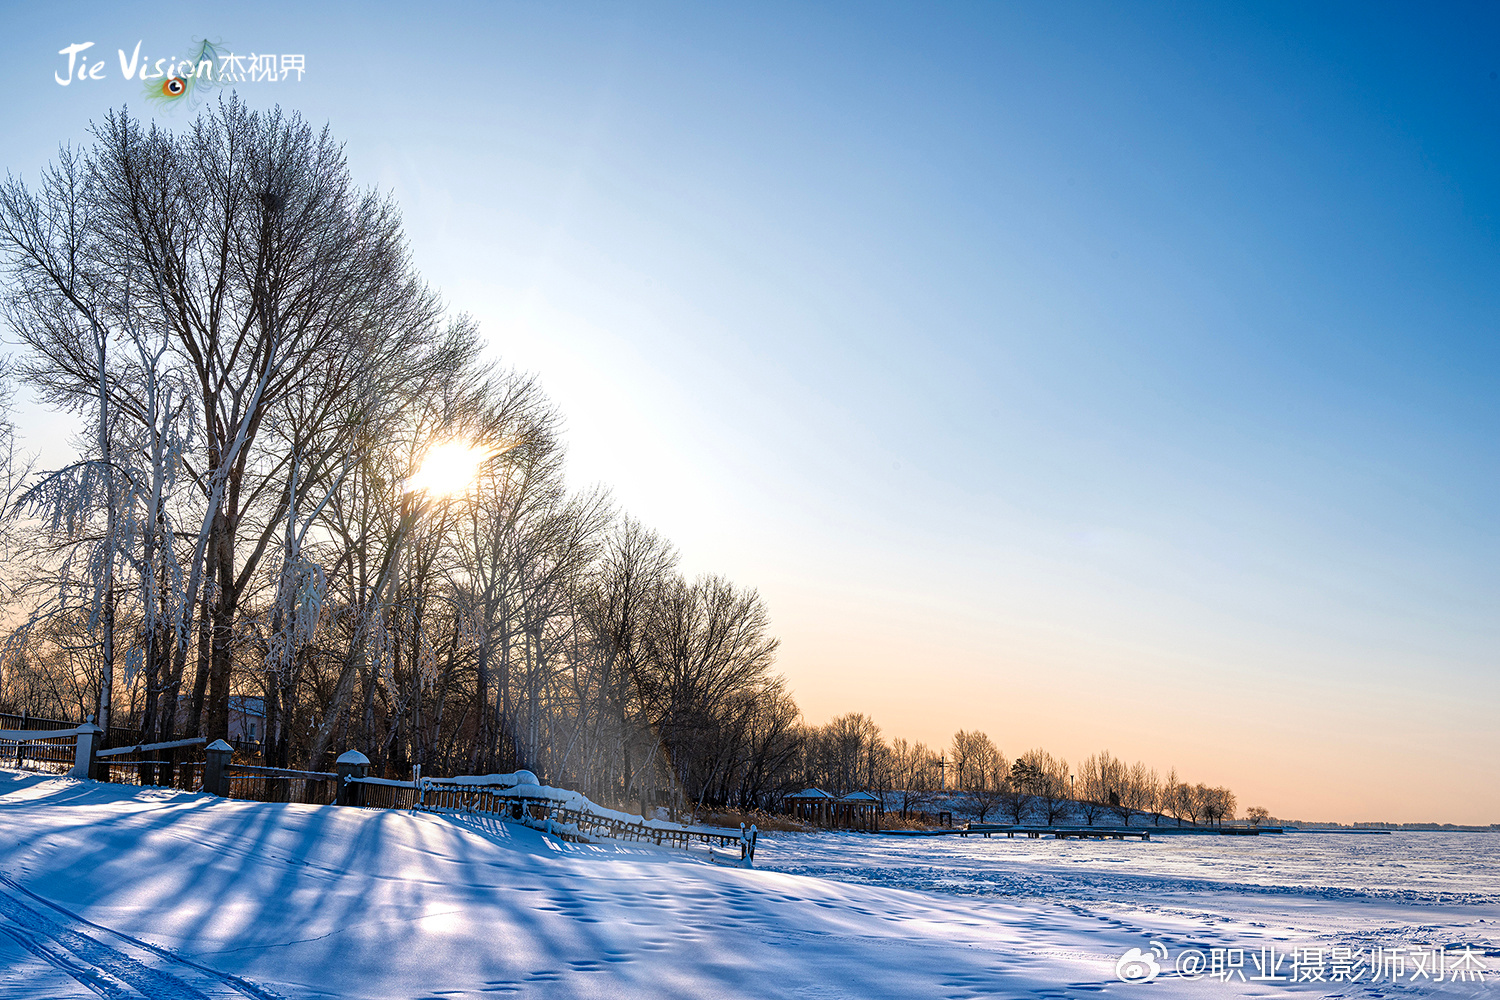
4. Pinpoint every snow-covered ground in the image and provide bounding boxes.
[0,770,1493,999]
